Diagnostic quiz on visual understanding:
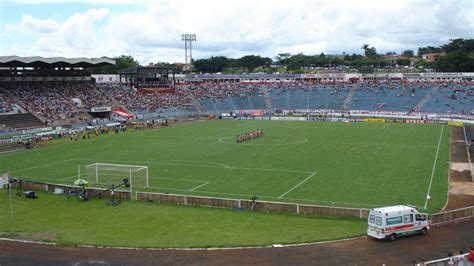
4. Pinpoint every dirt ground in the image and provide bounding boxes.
[444,126,474,210]
[0,143,26,154]
[0,218,472,266]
